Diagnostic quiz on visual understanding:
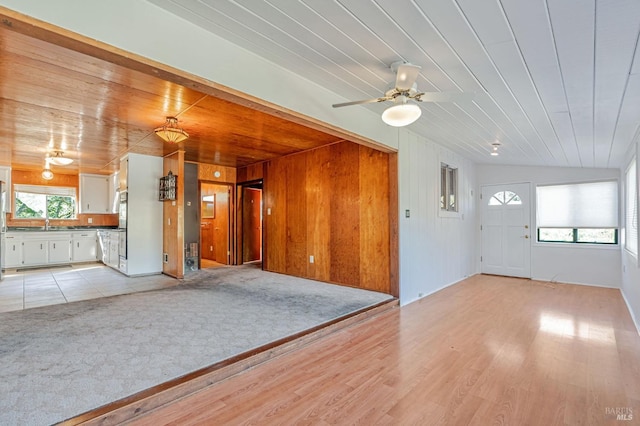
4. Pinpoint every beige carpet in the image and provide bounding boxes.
[0,265,392,425]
